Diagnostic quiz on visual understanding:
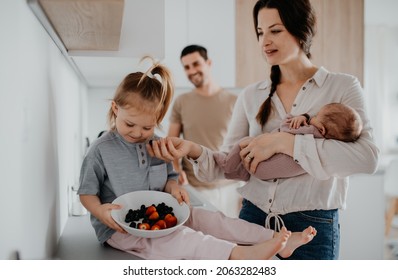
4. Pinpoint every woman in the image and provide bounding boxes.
[148,0,378,259]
